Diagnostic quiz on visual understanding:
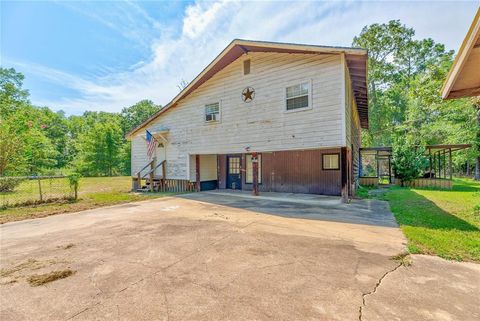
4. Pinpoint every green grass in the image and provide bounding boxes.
[0,176,176,224]
[378,178,480,262]
[1,177,72,206]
